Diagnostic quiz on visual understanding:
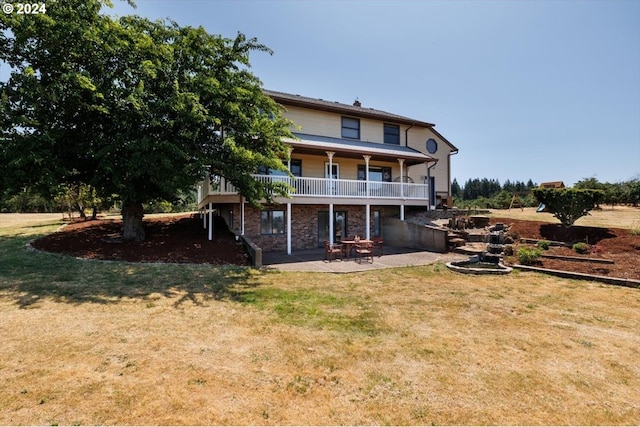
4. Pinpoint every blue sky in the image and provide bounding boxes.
[105,0,639,187]
[6,0,640,187]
